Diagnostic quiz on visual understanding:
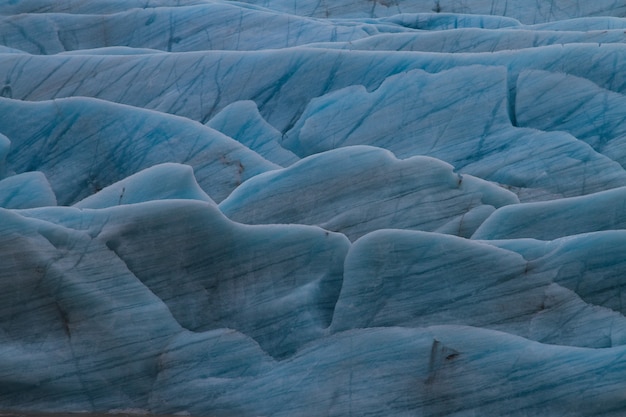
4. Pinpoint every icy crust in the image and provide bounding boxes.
[220,146,518,240]
[0,97,277,205]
